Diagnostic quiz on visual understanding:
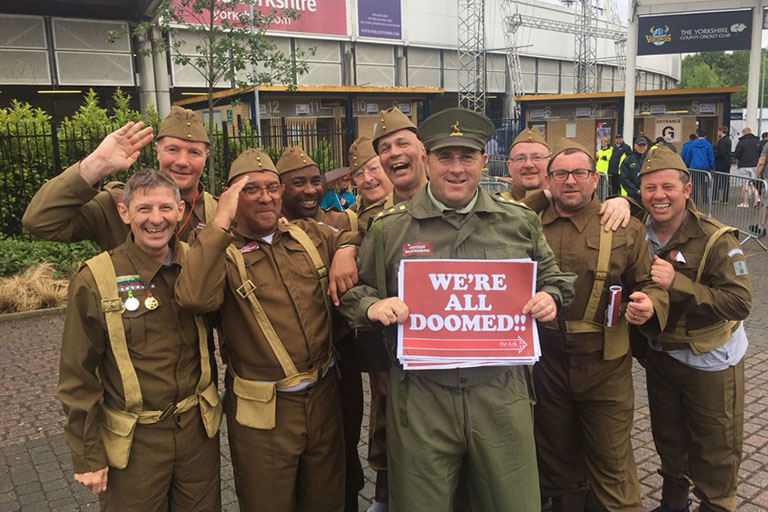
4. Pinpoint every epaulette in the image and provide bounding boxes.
[491,193,533,211]
[105,181,125,191]
[372,203,408,223]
